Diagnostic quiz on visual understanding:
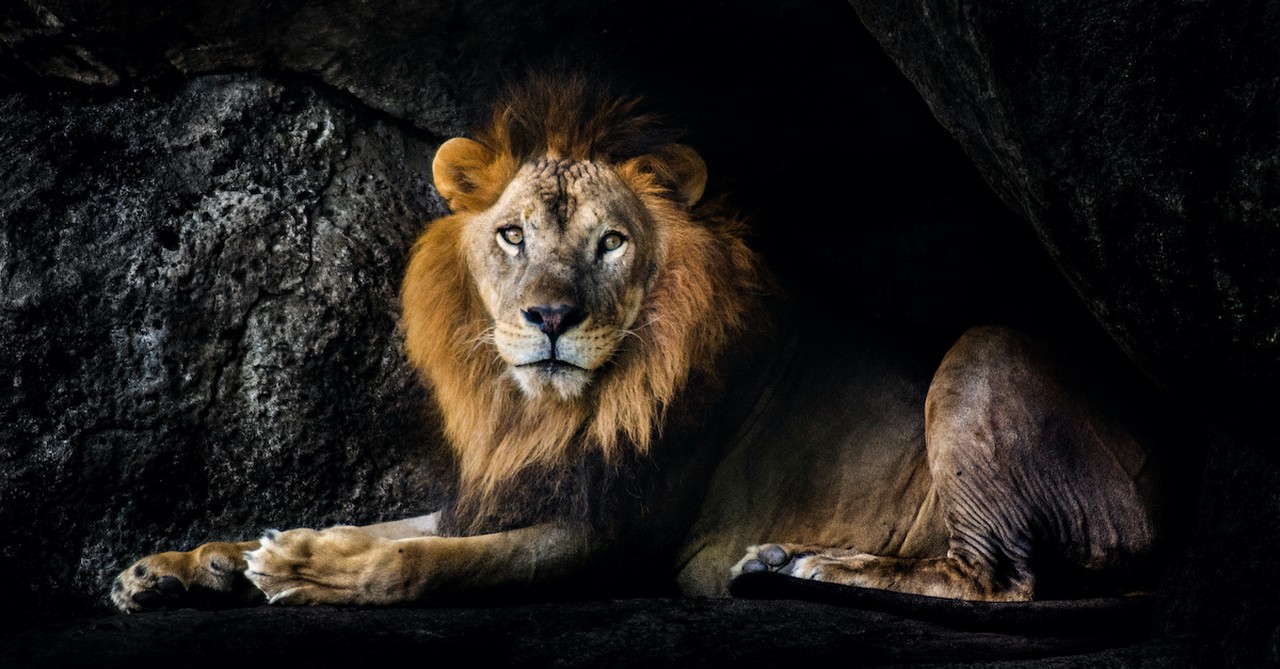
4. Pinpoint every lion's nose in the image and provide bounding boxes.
[522,304,588,342]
